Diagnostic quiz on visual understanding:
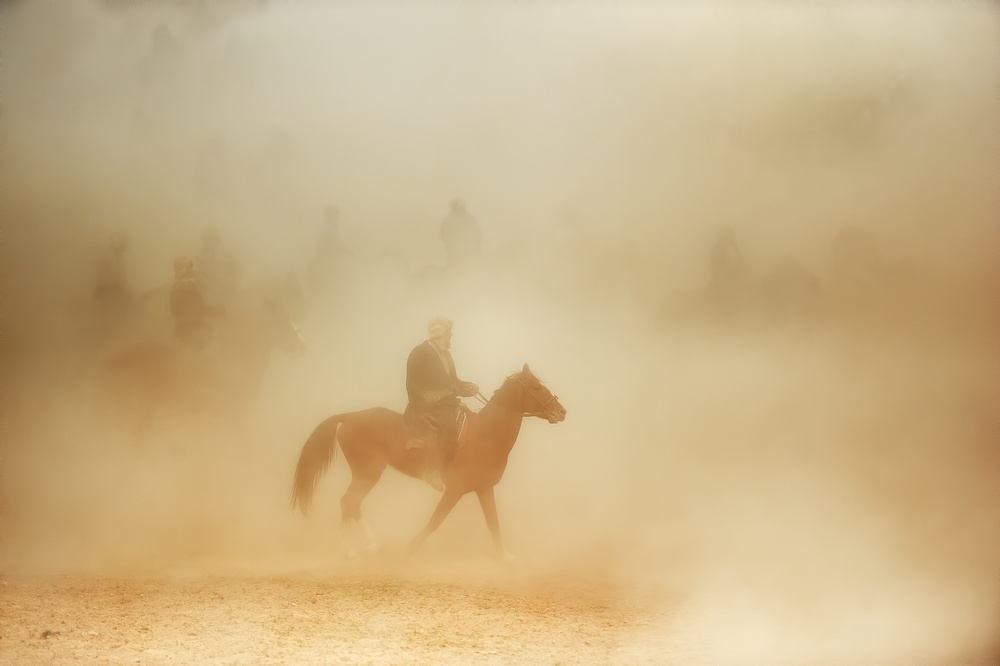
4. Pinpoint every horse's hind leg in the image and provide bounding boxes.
[340,472,382,557]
